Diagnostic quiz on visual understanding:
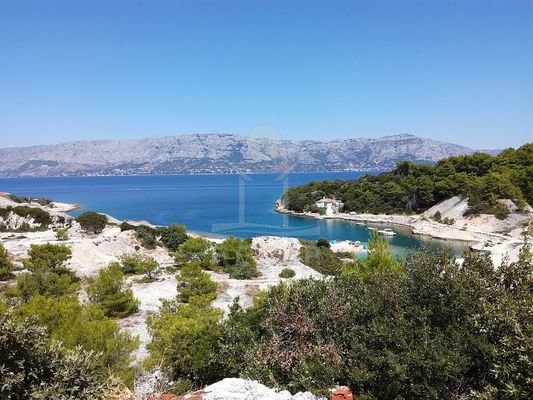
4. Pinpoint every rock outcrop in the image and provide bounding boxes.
[147,378,326,400]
